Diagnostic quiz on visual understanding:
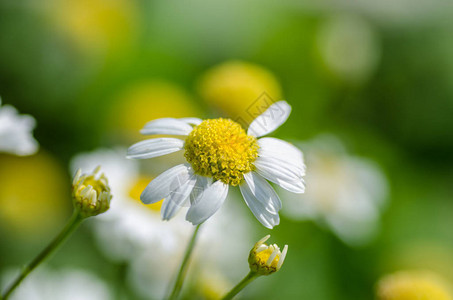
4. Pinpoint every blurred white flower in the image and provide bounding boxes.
[317,14,380,84]
[280,135,388,246]
[0,97,38,156]
[70,148,254,299]
[129,196,254,299]
[2,268,112,300]
[70,148,190,261]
